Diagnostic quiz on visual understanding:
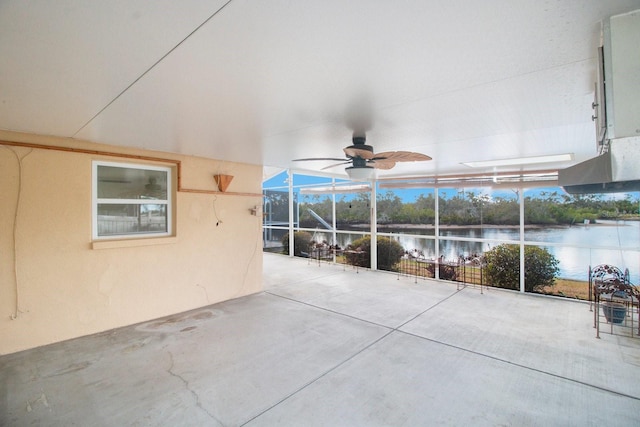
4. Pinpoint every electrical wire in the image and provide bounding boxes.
[3,147,32,319]
[237,215,262,298]
[212,196,222,226]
